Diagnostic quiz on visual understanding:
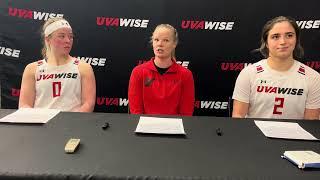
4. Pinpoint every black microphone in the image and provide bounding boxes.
[102,122,109,130]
